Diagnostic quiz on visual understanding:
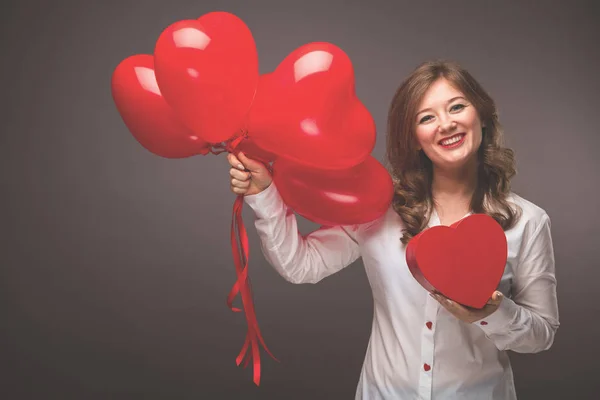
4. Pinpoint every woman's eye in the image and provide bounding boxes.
[450,103,466,112]
[419,115,433,124]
